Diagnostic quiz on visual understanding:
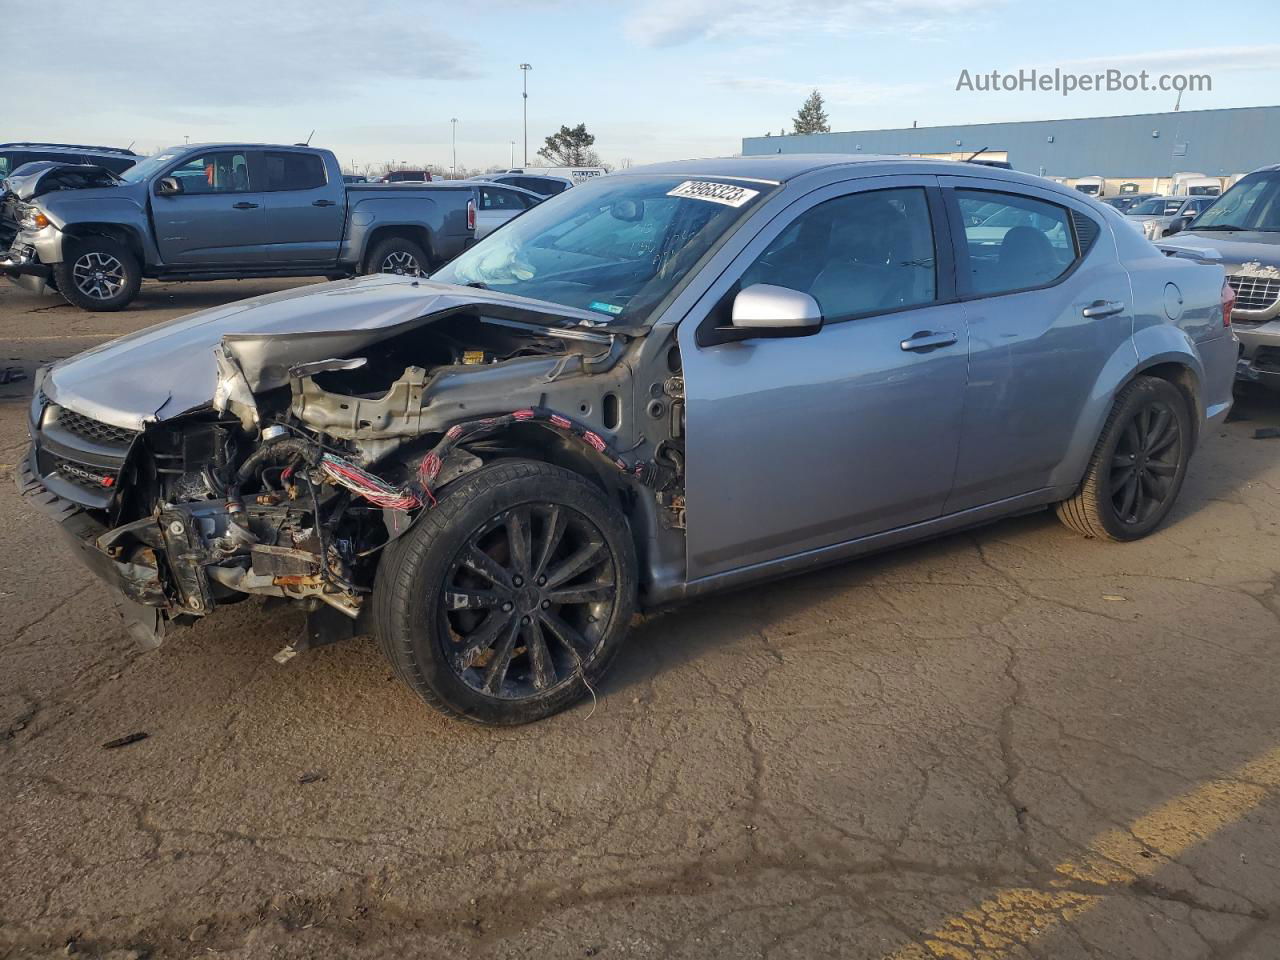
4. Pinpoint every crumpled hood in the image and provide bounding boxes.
[45,275,612,430]
[1,162,120,202]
